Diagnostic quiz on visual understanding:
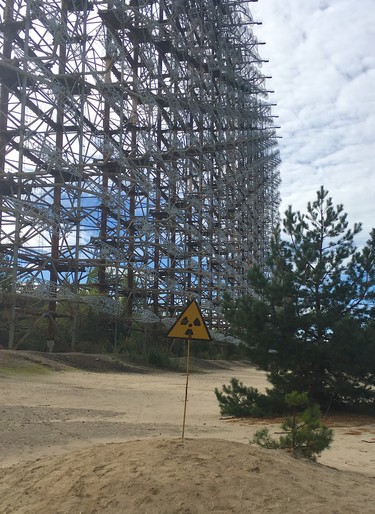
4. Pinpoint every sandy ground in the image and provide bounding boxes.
[0,351,374,513]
